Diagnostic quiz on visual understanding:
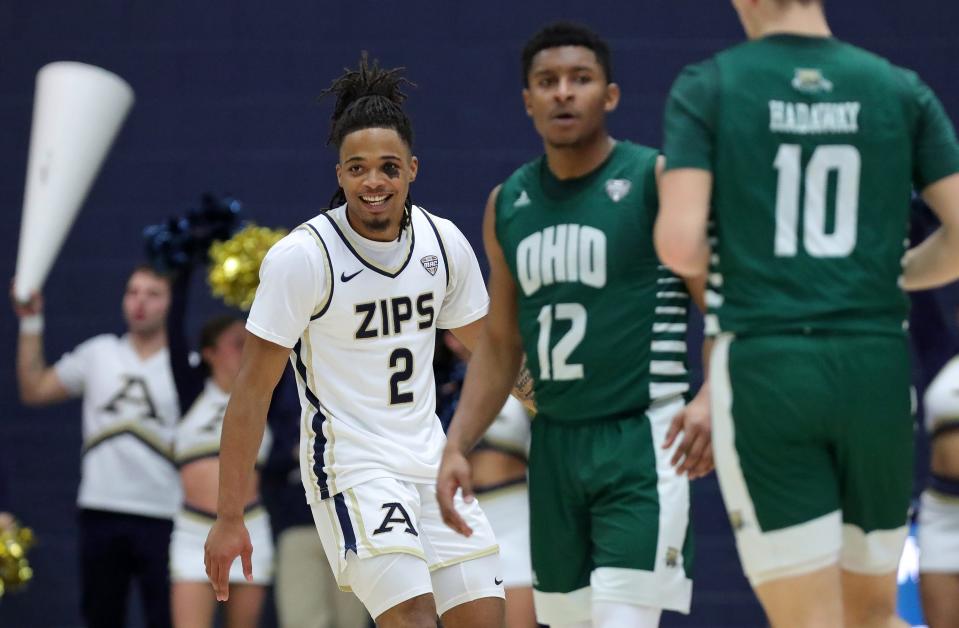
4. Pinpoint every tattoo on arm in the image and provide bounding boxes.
[513,357,534,401]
